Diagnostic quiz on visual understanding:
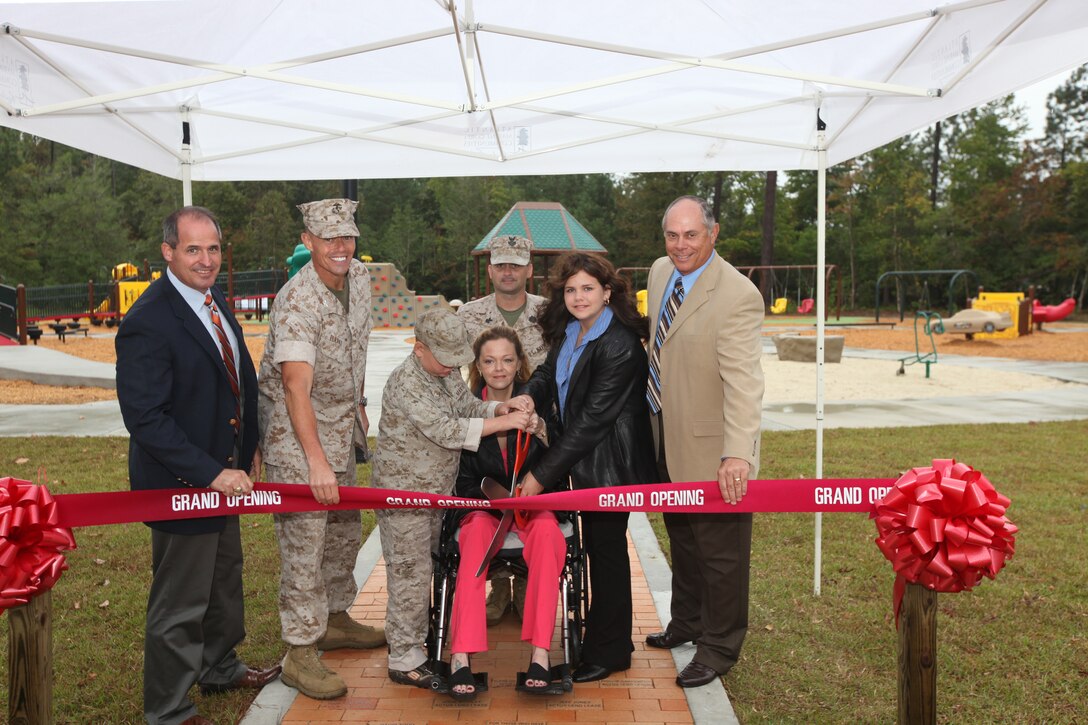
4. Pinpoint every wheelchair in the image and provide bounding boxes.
[427,503,587,695]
